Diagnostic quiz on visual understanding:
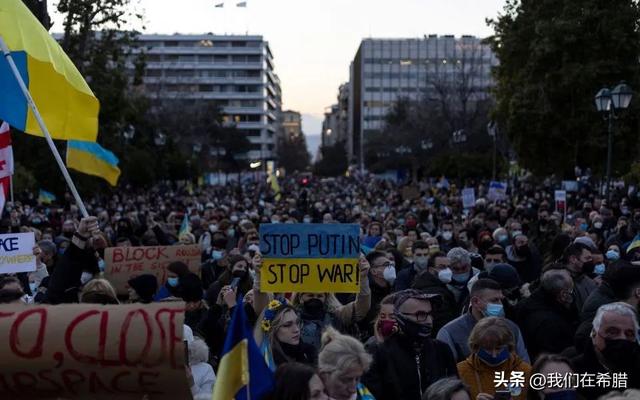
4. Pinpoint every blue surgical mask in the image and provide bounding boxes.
[483,302,505,318]
[452,272,469,284]
[477,348,510,366]
[212,250,224,260]
[29,282,38,293]
[167,277,179,287]
[606,249,620,261]
[98,259,105,272]
[580,223,588,231]
[594,263,606,276]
